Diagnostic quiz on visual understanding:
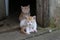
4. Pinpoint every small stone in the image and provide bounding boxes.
[49,29,52,32]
